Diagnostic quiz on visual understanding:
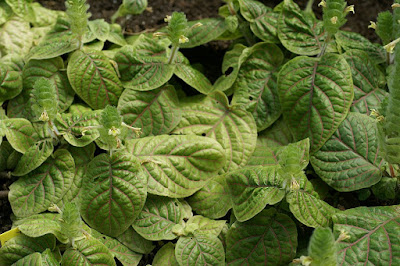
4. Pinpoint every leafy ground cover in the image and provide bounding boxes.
[0,0,399,265]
